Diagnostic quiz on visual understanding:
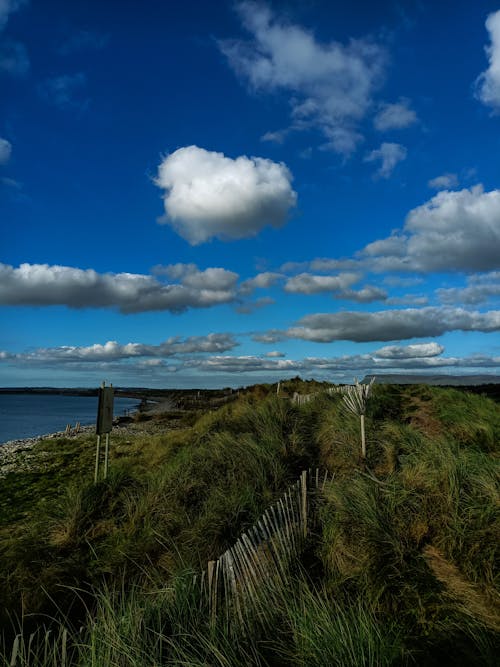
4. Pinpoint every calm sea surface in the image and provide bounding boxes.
[0,394,140,444]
